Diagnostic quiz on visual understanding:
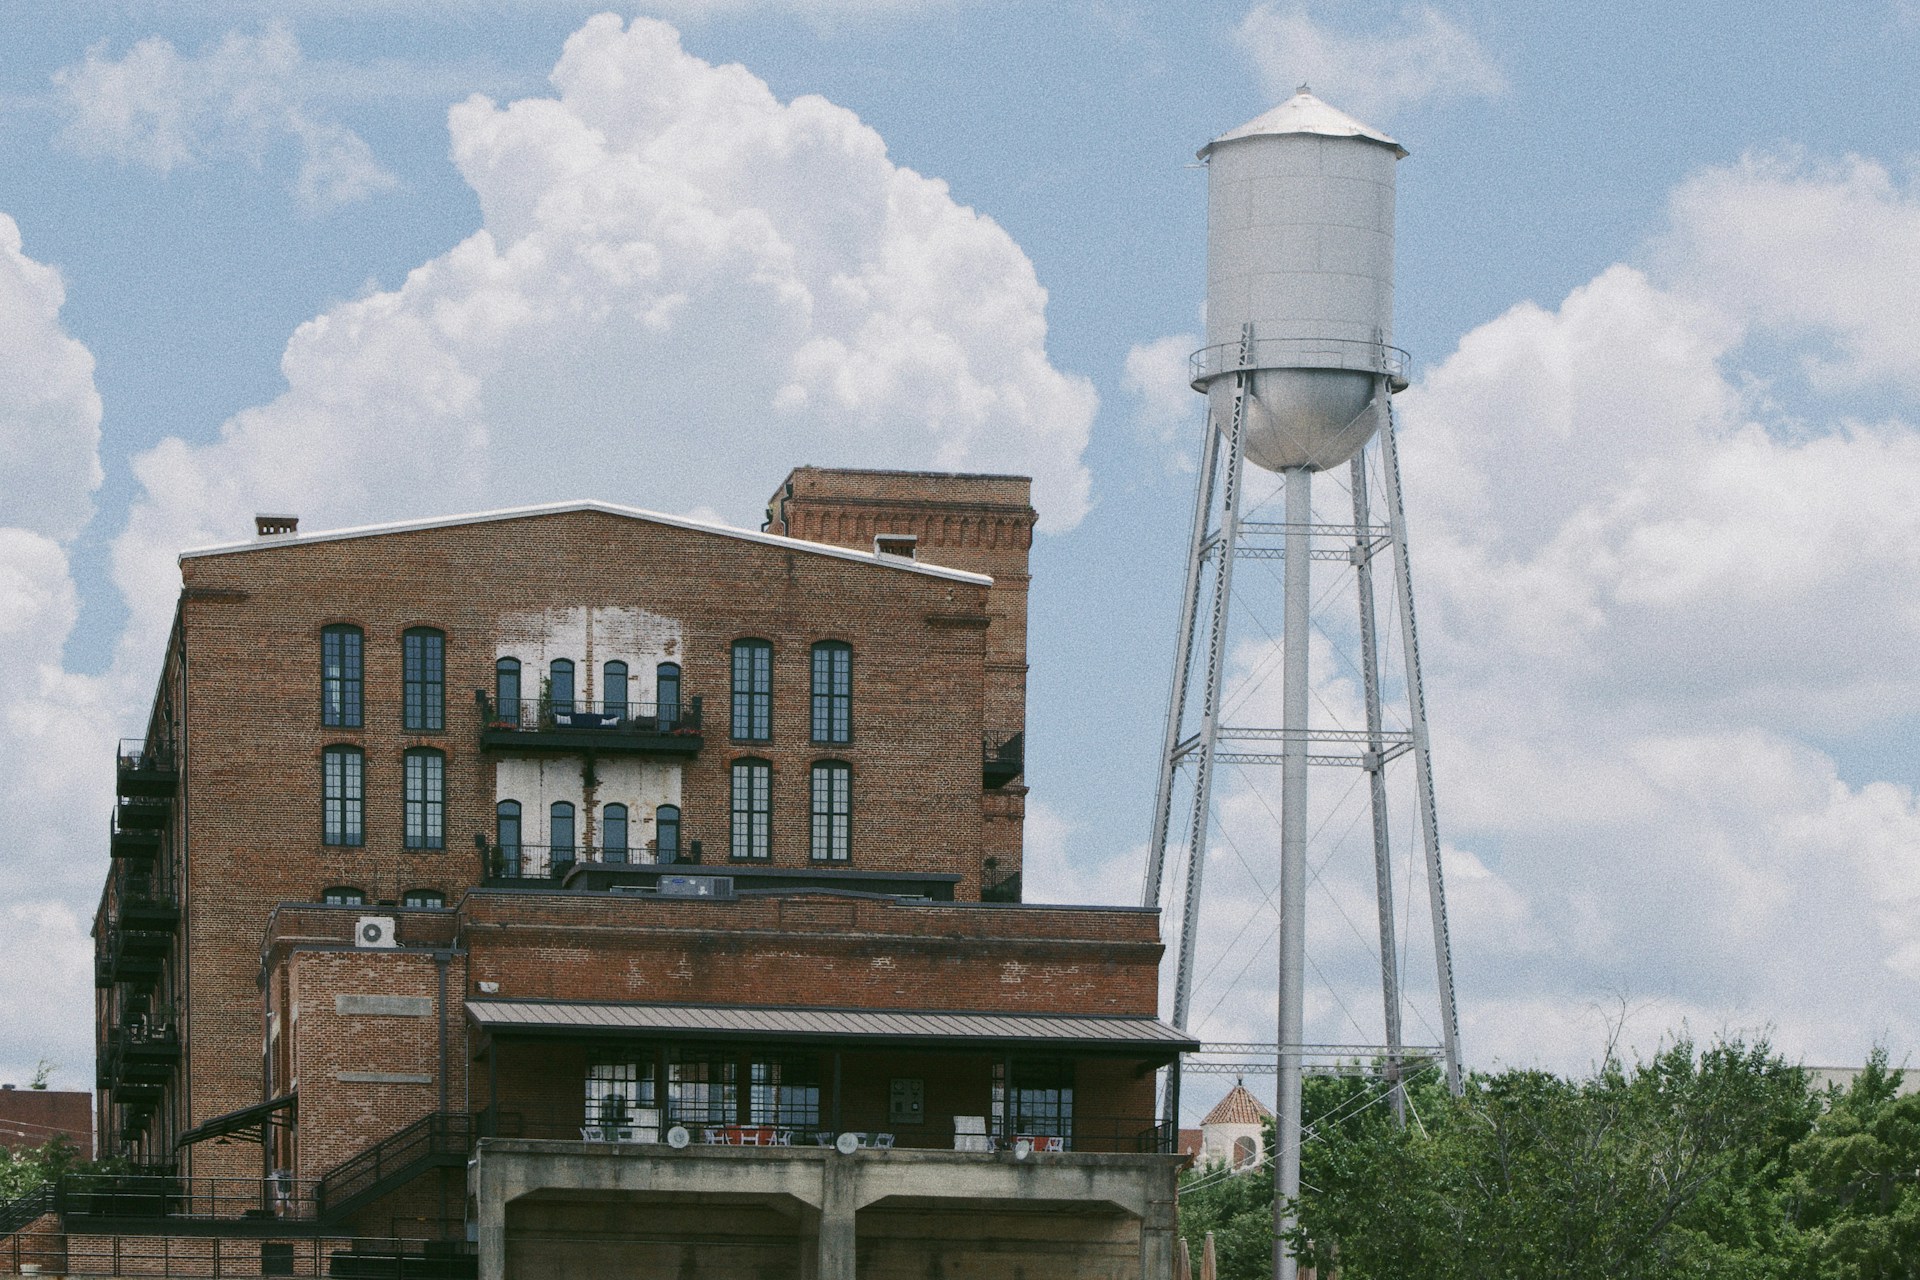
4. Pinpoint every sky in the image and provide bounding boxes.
[3,0,1920,1122]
